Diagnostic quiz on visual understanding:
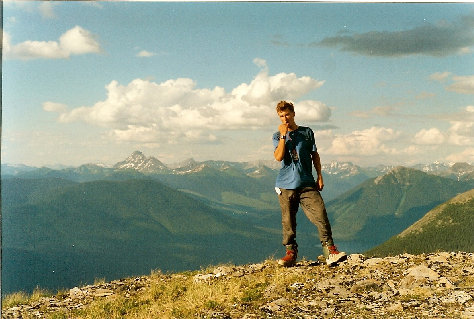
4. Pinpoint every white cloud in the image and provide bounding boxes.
[4,32,68,59]
[430,72,474,94]
[253,57,267,69]
[46,61,330,144]
[446,147,474,163]
[446,75,474,94]
[3,32,12,54]
[4,26,101,60]
[429,71,451,82]
[59,26,101,55]
[414,128,446,145]
[4,1,58,18]
[448,121,474,146]
[111,125,160,143]
[42,102,68,113]
[326,127,400,156]
[136,50,155,58]
[433,105,474,122]
[232,59,325,105]
[445,106,474,146]
[295,100,331,122]
[422,105,474,147]
[39,2,57,19]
